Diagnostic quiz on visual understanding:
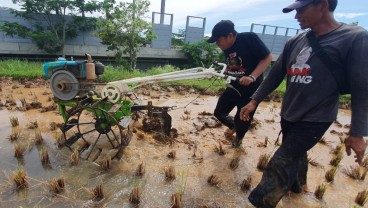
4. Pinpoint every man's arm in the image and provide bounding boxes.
[239,53,272,86]
[345,35,368,164]
[240,52,287,121]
